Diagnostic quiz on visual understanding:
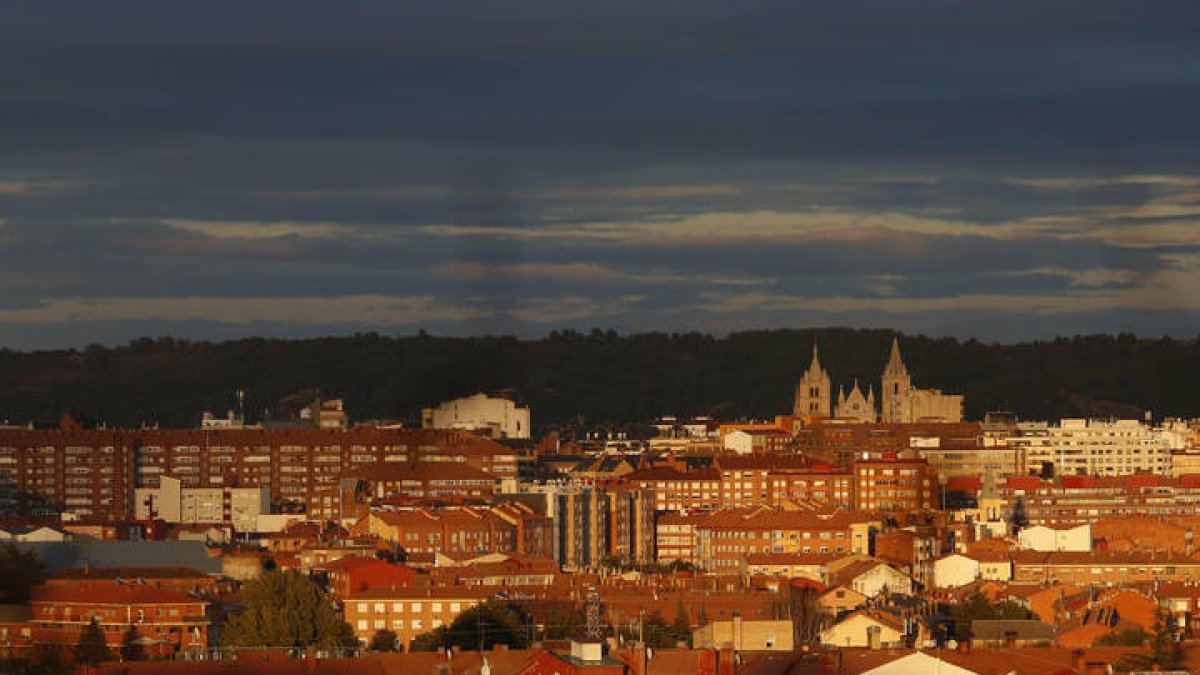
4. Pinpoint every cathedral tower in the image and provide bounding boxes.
[793,343,831,417]
[881,336,912,423]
